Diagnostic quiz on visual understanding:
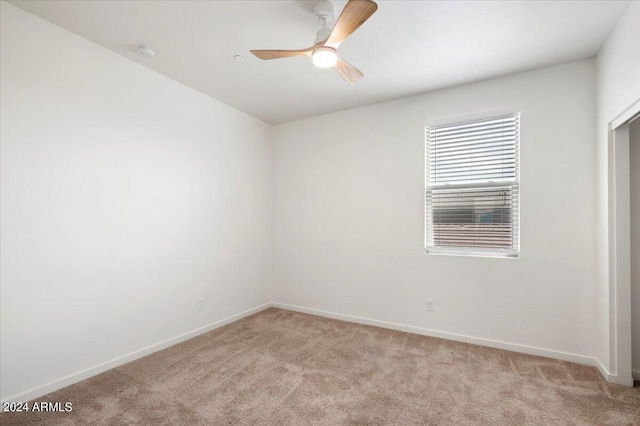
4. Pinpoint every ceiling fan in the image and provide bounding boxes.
[250,0,378,84]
